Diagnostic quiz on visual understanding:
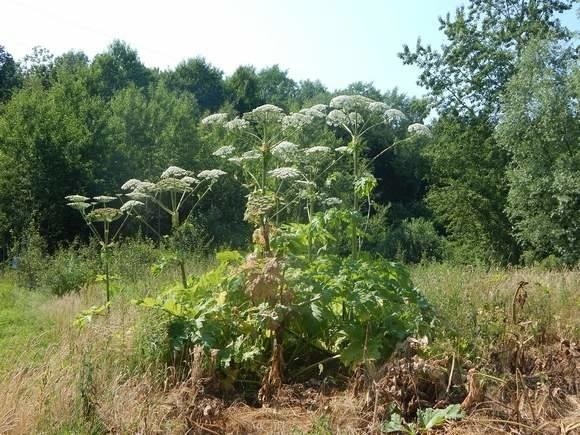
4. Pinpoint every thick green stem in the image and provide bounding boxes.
[104,221,110,309]
[351,141,359,258]
[171,211,188,289]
